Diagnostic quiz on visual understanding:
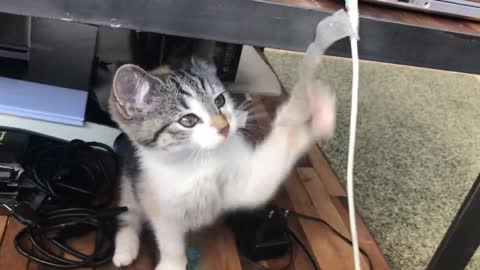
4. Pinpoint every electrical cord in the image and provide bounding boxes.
[3,138,124,268]
[24,139,118,208]
[288,229,321,270]
[13,205,127,268]
[238,208,372,270]
[287,209,373,270]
